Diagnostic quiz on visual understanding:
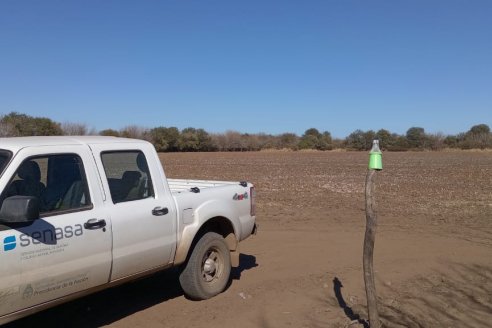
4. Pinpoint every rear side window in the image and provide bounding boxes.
[0,154,91,215]
[101,151,154,204]
[0,150,12,177]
